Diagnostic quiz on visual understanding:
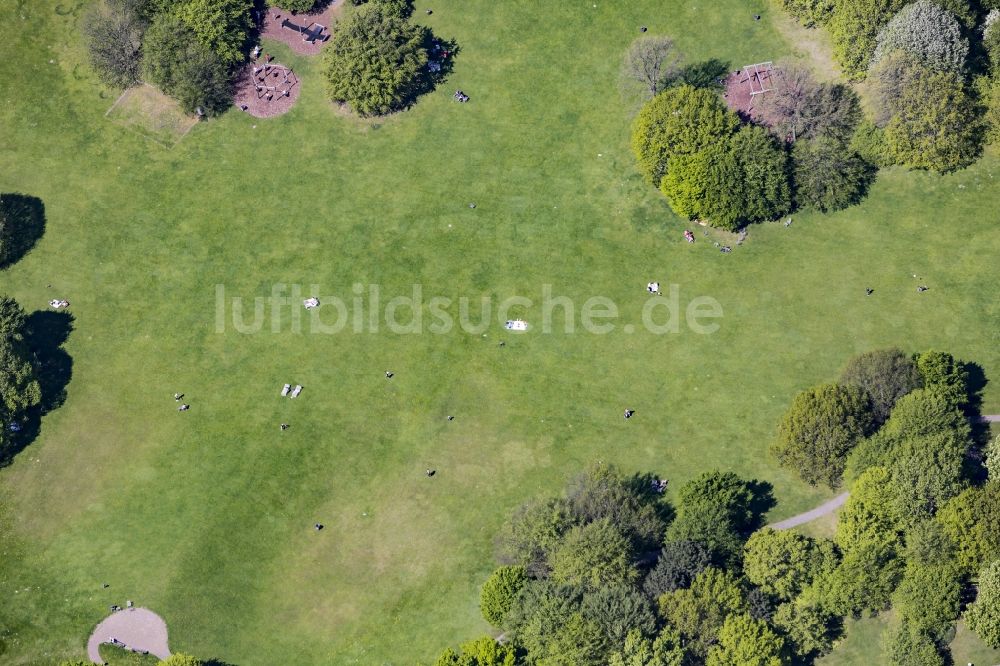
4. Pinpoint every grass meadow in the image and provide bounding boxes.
[0,0,998,663]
